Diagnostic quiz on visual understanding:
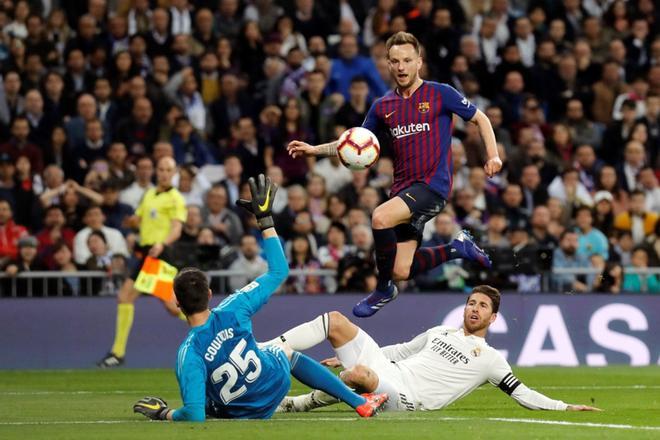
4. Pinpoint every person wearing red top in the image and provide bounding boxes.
[0,199,28,267]
[35,205,76,269]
